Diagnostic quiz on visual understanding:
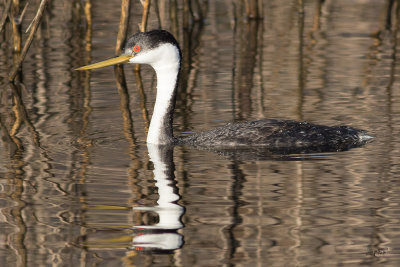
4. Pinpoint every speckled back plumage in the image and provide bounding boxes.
[176,119,371,151]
